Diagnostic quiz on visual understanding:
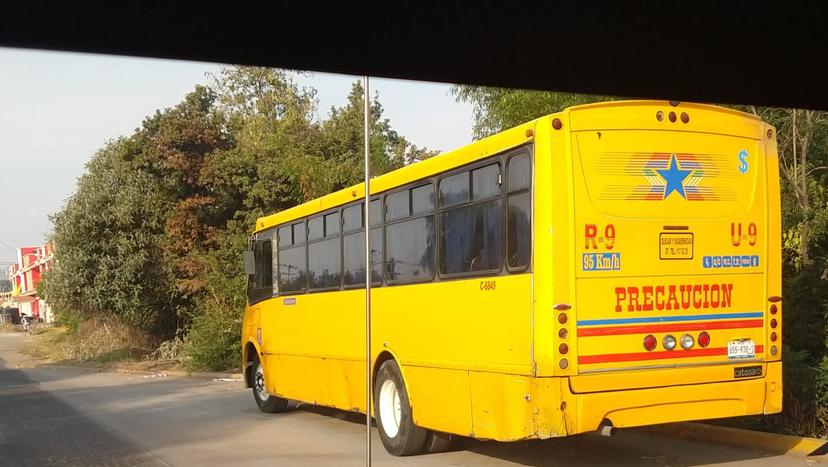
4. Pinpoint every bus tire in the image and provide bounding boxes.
[250,354,289,414]
[423,430,454,453]
[374,359,427,456]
